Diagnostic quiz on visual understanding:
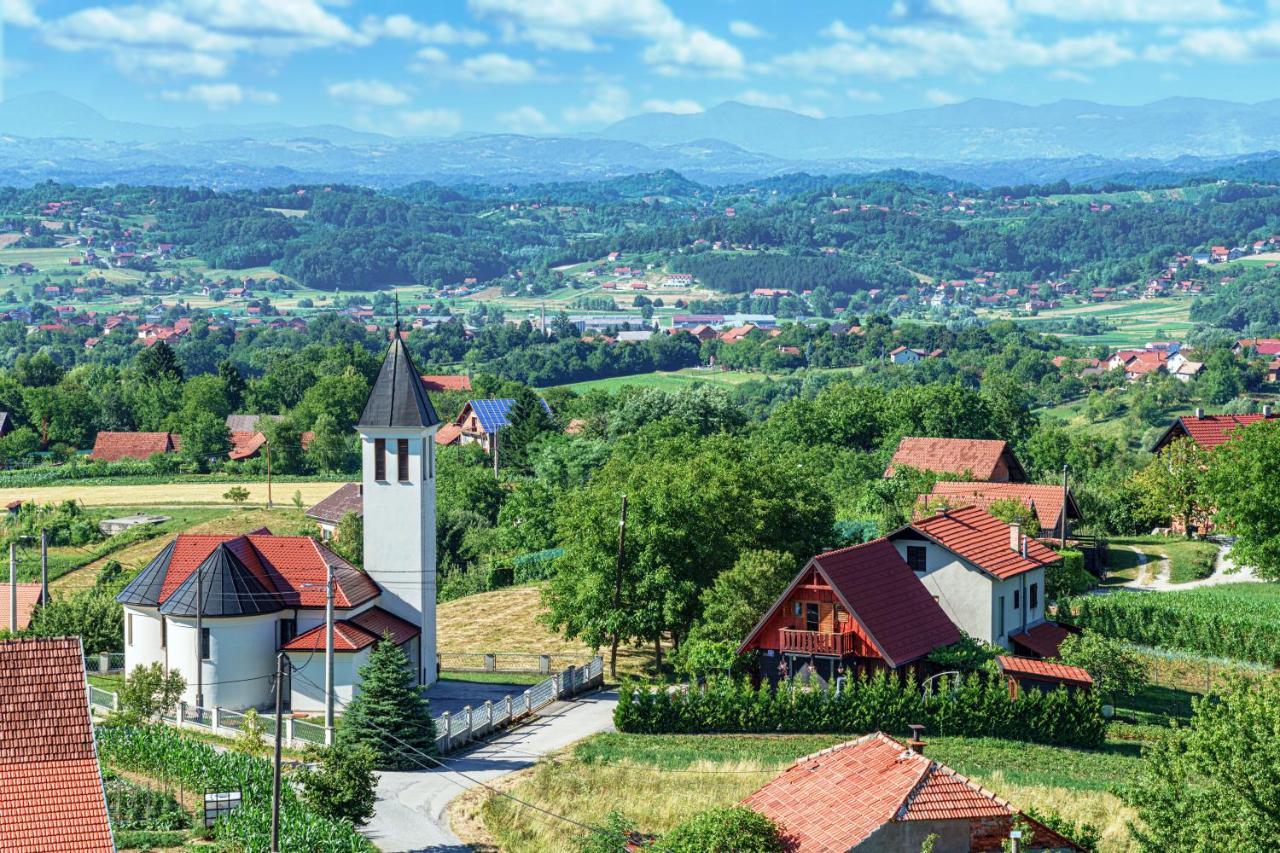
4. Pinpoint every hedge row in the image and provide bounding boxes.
[615,673,1105,749]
